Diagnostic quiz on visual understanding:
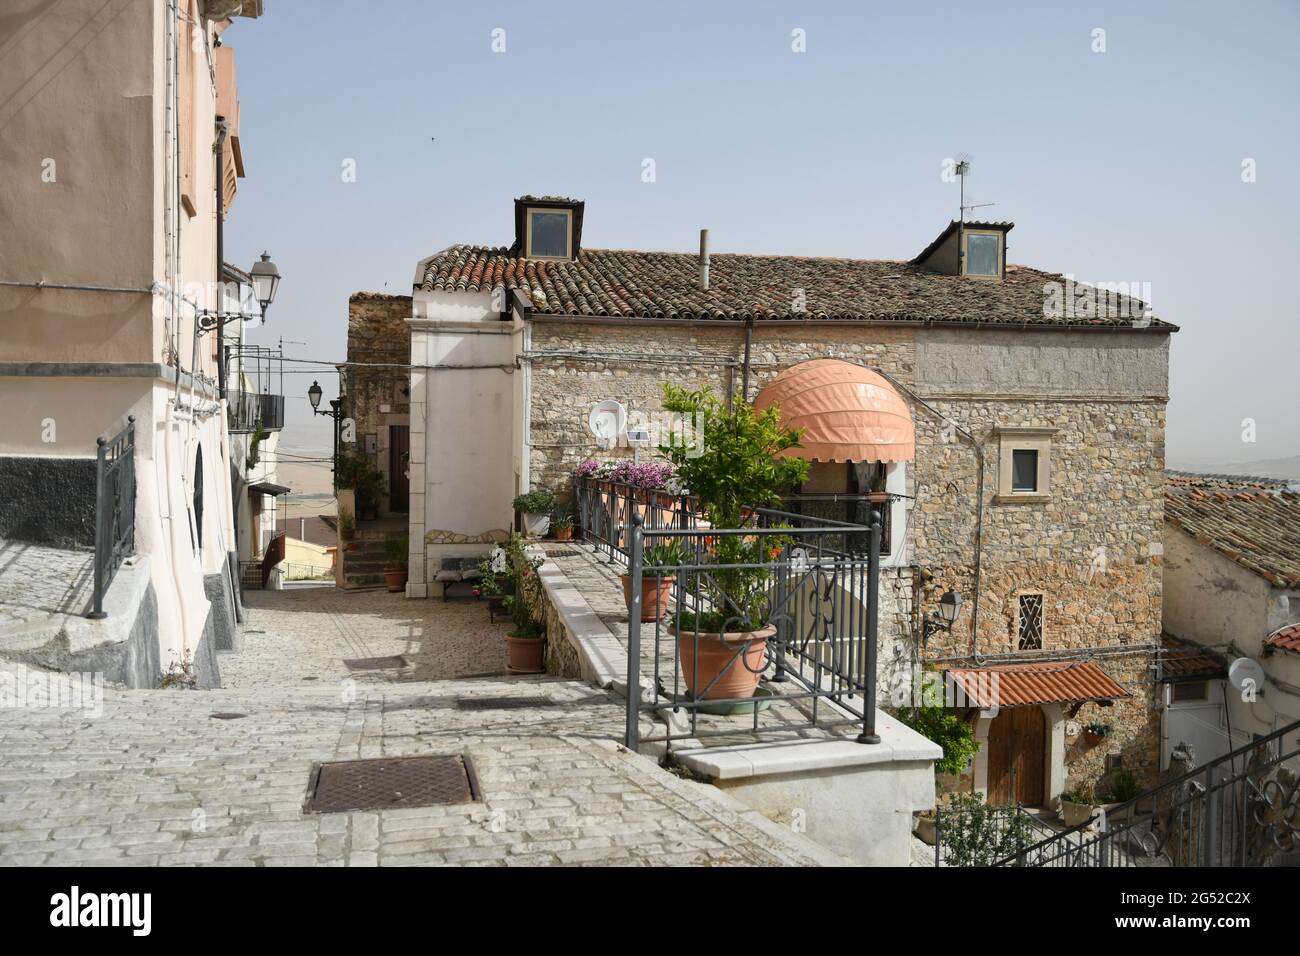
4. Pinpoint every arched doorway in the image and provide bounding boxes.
[986,706,1045,806]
